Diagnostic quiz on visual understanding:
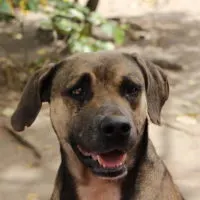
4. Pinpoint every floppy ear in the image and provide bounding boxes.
[11,63,60,131]
[125,53,169,125]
